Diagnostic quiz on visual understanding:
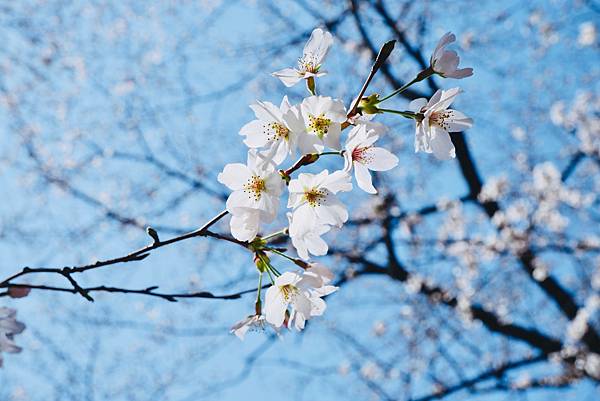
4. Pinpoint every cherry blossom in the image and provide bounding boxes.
[265,270,337,330]
[288,170,352,228]
[288,212,331,260]
[299,96,347,153]
[230,314,277,340]
[217,151,284,241]
[239,96,304,165]
[0,307,25,368]
[264,272,312,328]
[430,32,473,79]
[343,125,399,194]
[272,28,333,87]
[408,87,473,160]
